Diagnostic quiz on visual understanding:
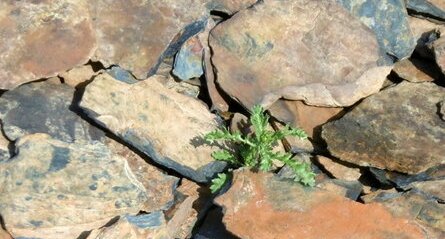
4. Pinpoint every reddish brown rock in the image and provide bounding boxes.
[215,169,425,239]
[268,100,343,138]
[433,37,445,74]
[315,155,361,181]
[322,82,445,174]
[393,58,443,82]
[0,0,96,89]
[210,0,392,109]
